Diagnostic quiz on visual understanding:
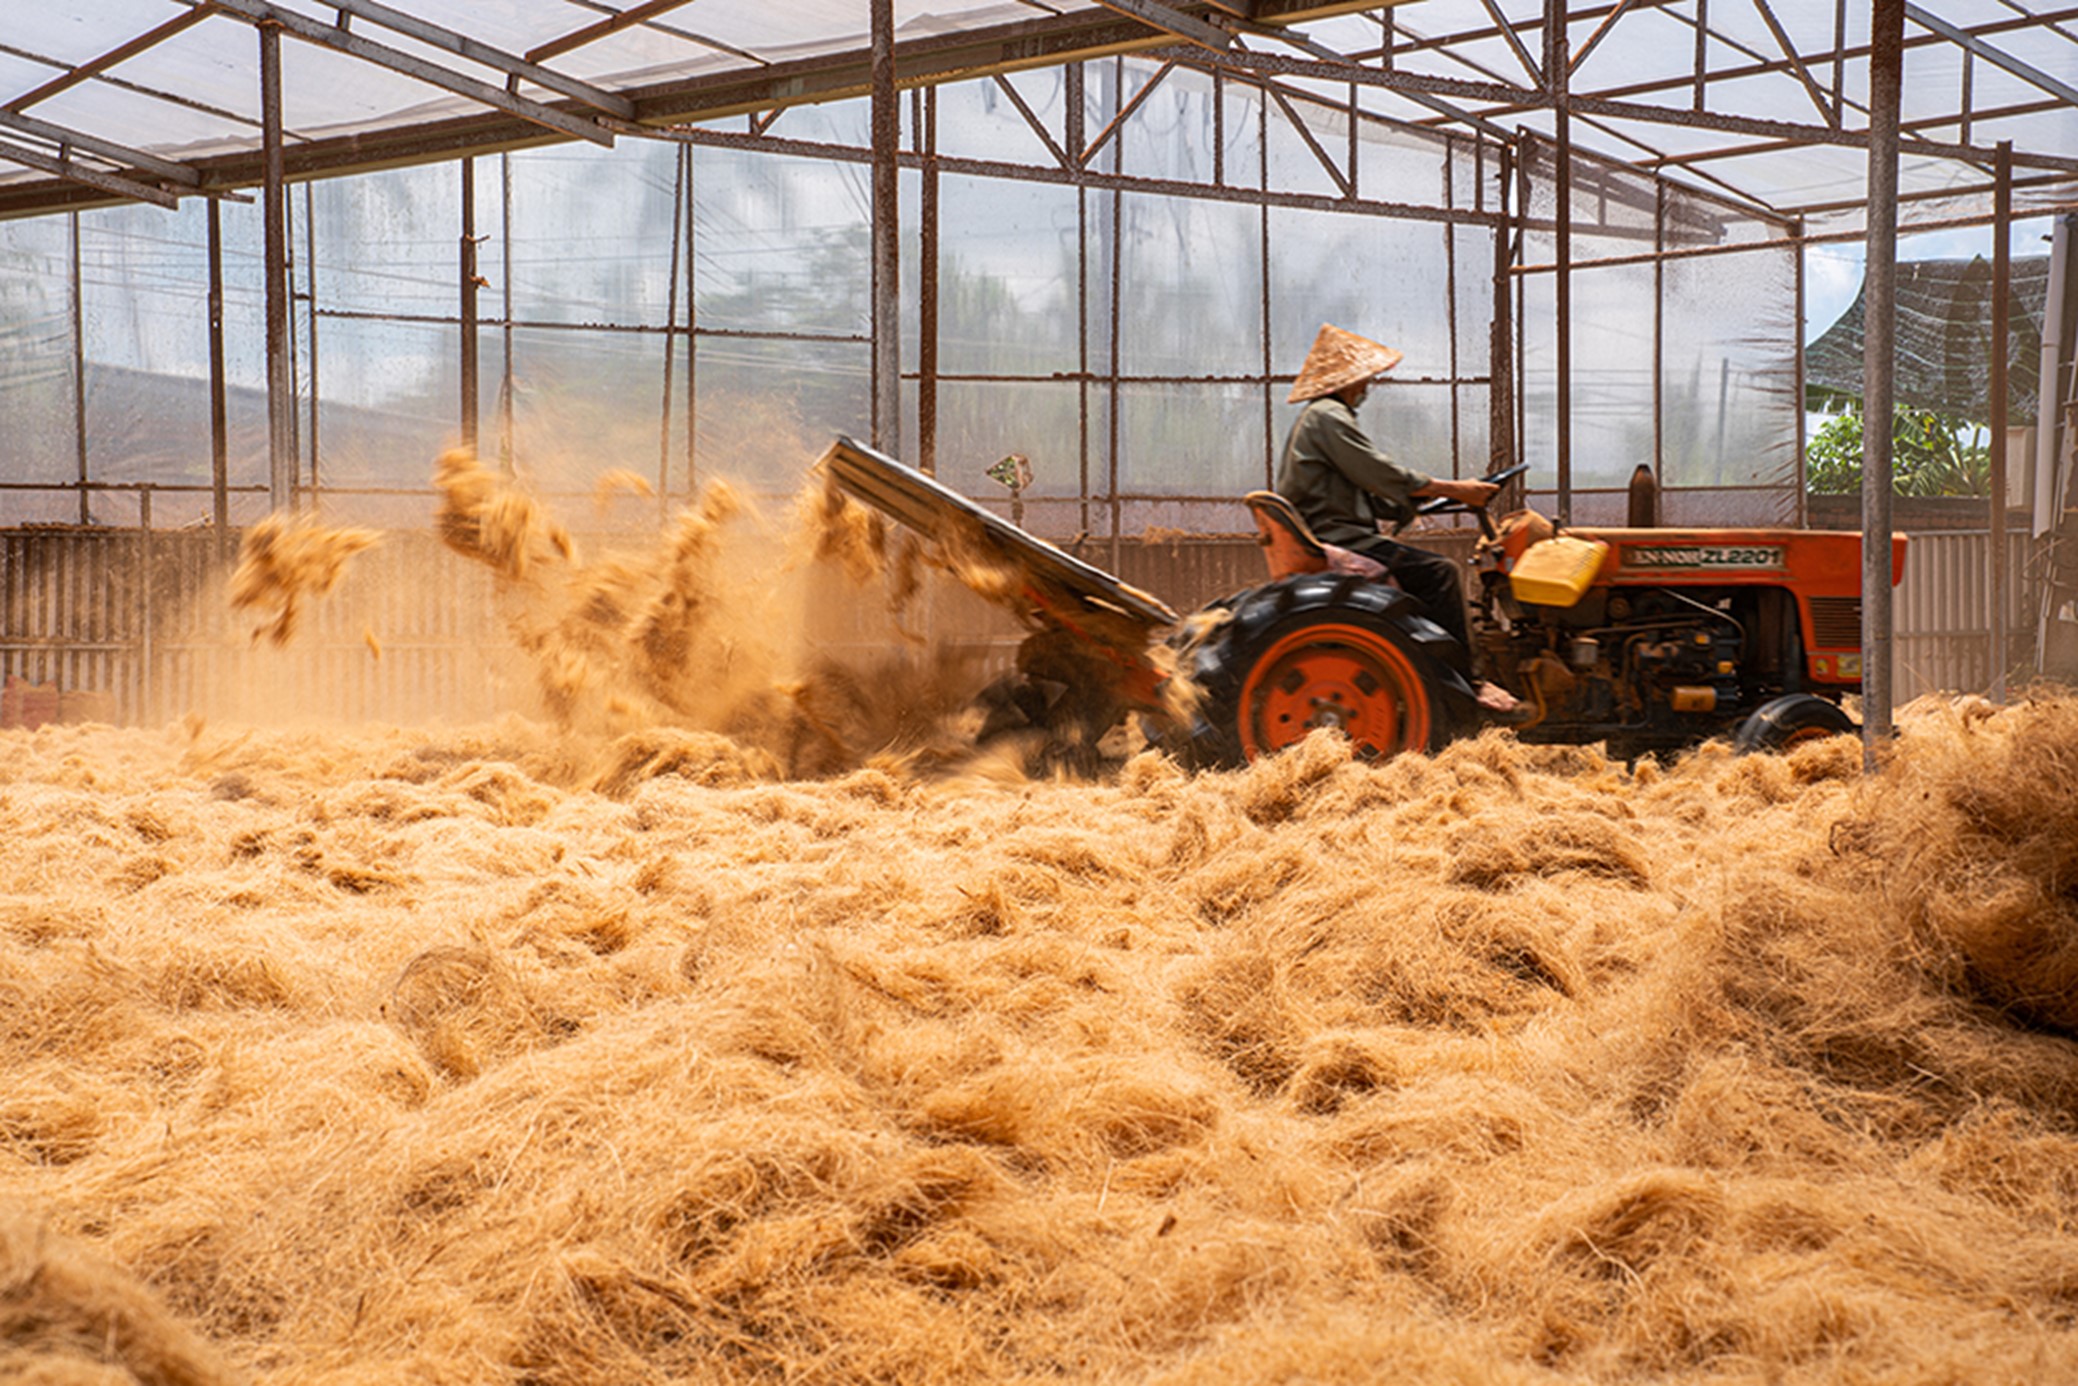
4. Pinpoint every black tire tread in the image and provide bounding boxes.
[1731,692,1856,754]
